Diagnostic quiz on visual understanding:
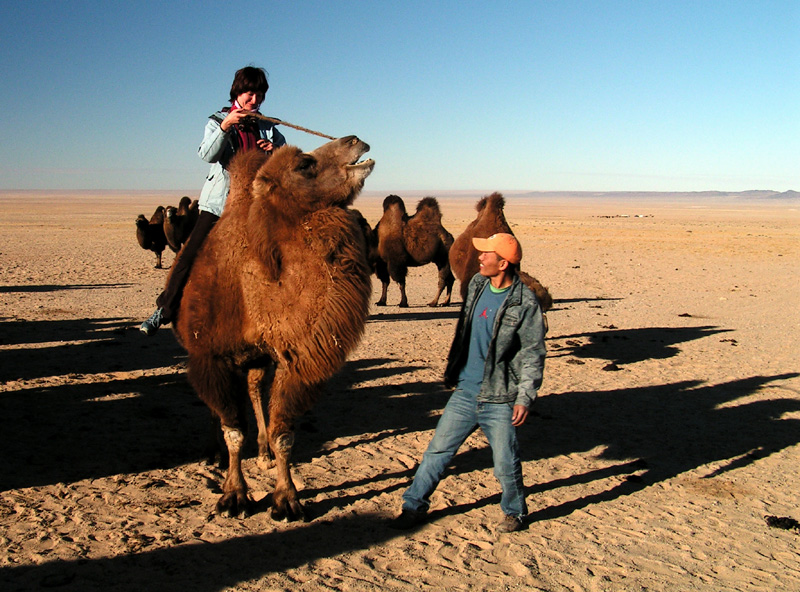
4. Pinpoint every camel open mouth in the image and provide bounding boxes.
[347,158,375,170]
